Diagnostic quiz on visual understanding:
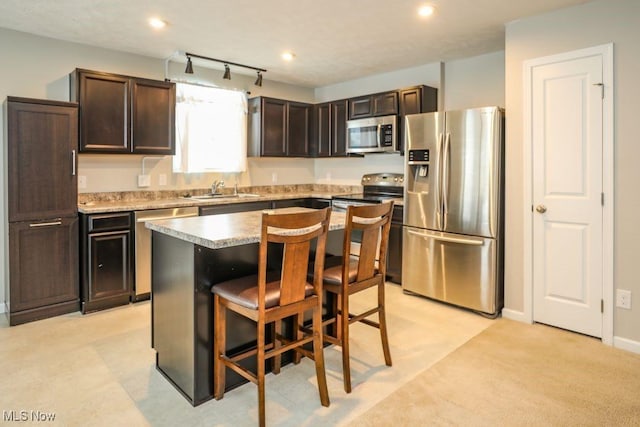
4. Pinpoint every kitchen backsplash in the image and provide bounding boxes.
[77,184,361,204]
